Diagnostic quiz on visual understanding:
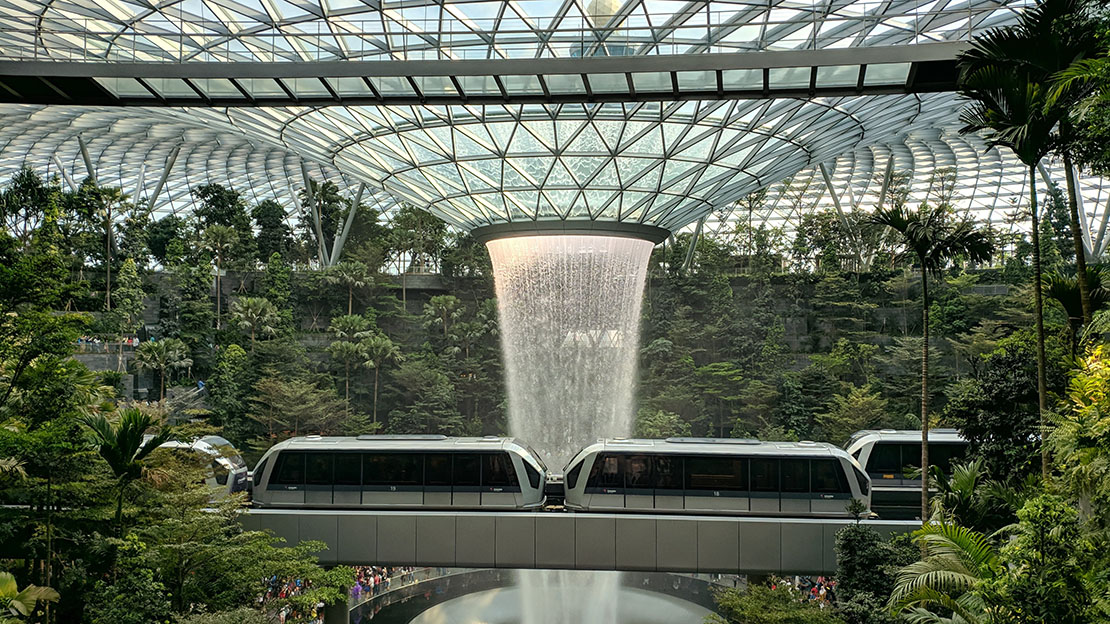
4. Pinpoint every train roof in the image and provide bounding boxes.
[583,437,850,457]
[845,429,966,449]
[269,435,525,453]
